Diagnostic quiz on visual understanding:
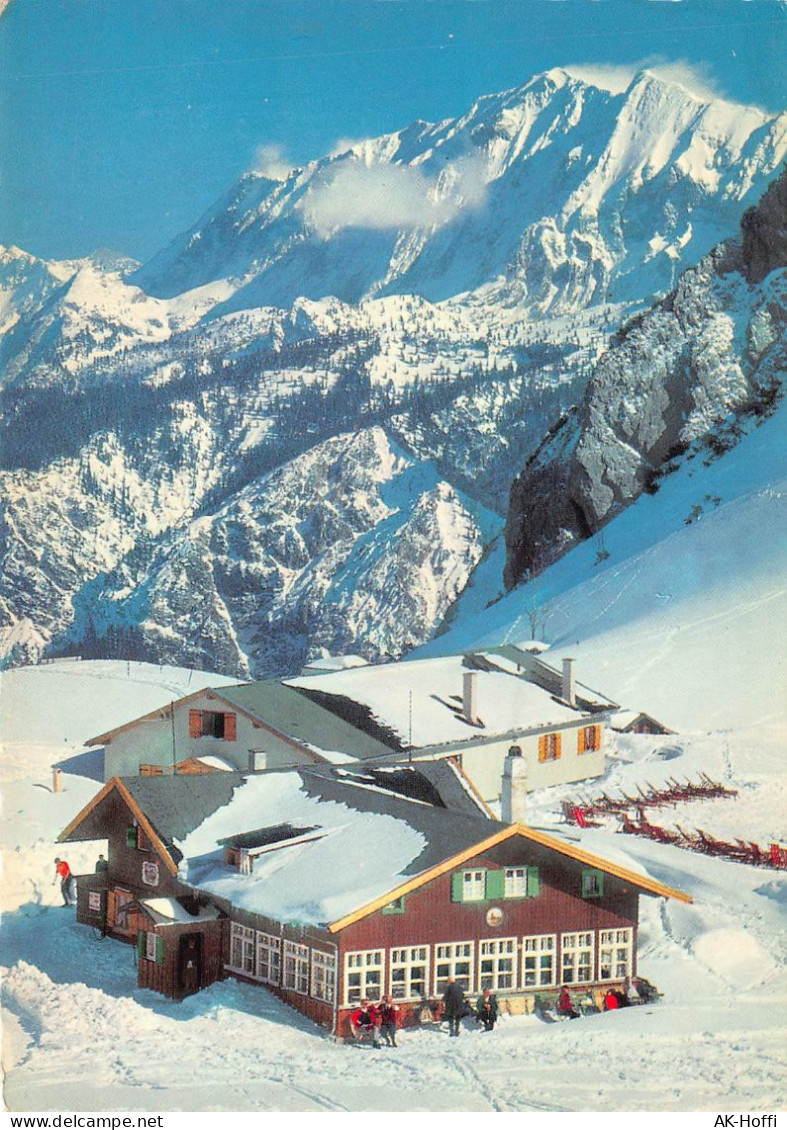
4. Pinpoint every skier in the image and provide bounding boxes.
[53,857,75,906]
